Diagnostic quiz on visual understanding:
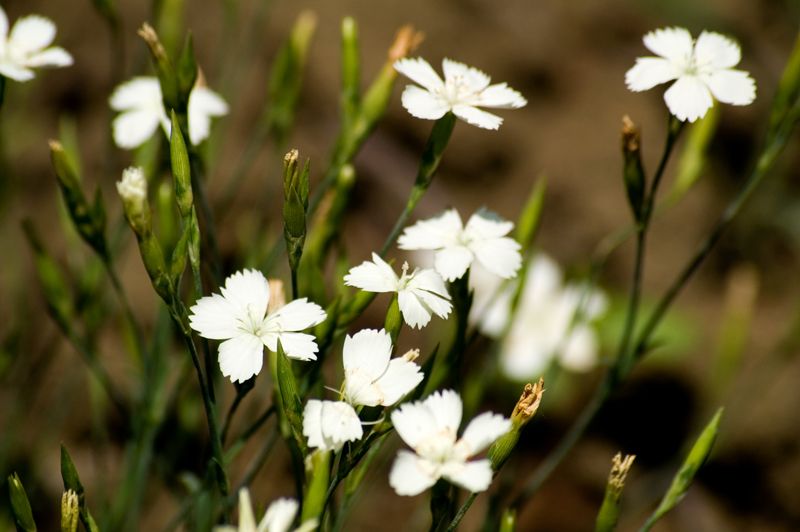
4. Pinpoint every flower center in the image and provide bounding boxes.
[439,75,479,106]
[416,429,458,463]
